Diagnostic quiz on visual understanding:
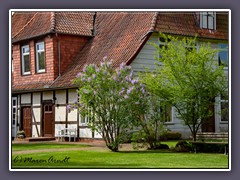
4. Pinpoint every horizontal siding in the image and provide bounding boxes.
[131,33,159,72]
